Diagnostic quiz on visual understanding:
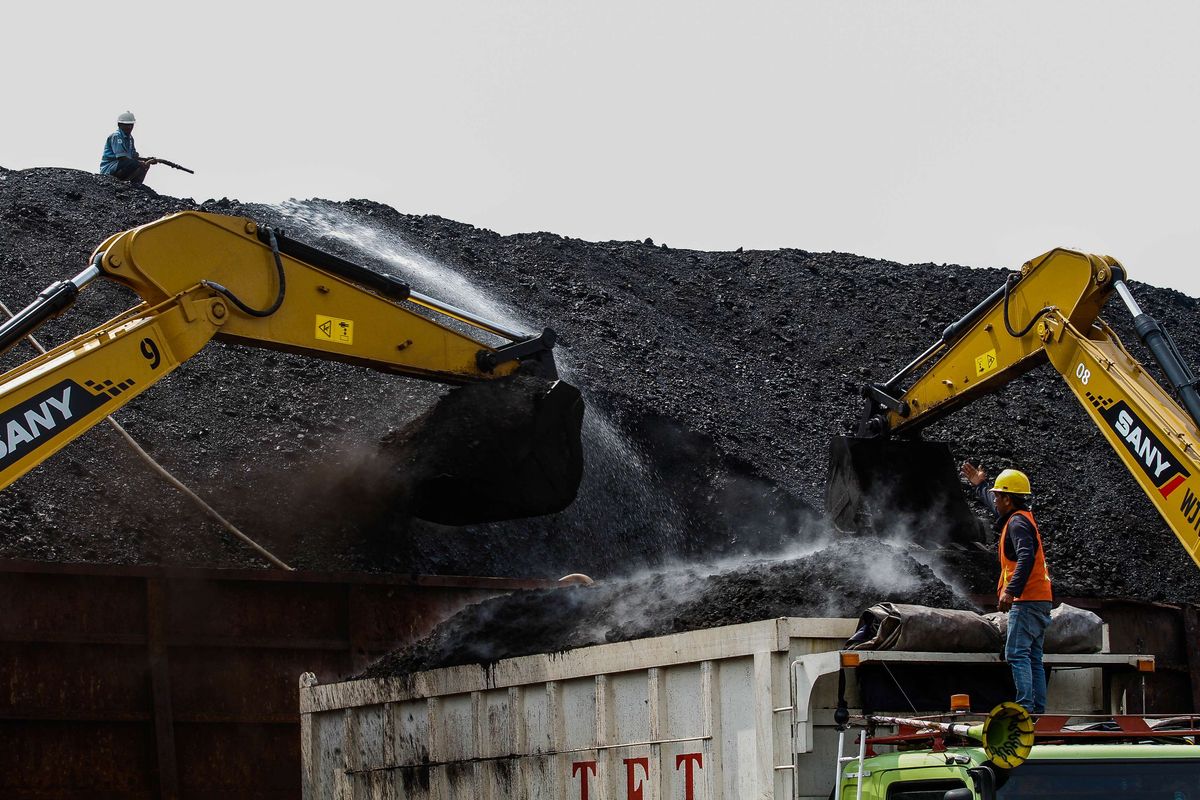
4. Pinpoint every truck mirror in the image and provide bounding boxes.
[943,789,974,800]
[966,766,997,800]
